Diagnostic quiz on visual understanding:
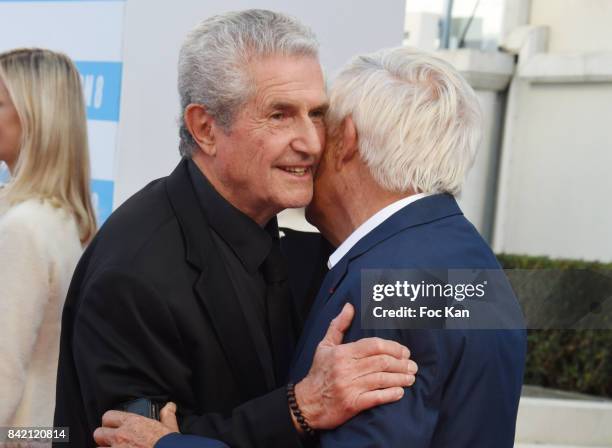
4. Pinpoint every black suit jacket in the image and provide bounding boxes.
[54,160,322,447]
